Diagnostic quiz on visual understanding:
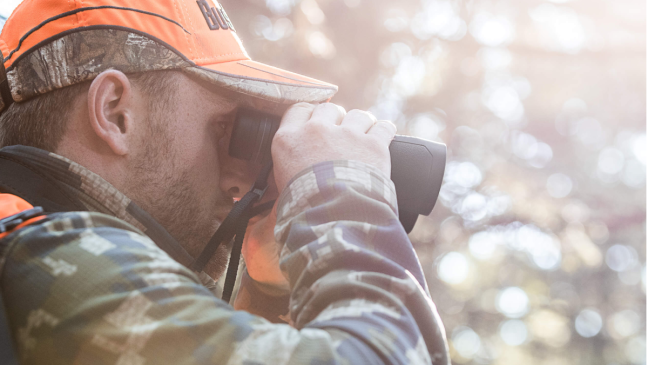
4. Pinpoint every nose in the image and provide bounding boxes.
[219,144,258,200]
